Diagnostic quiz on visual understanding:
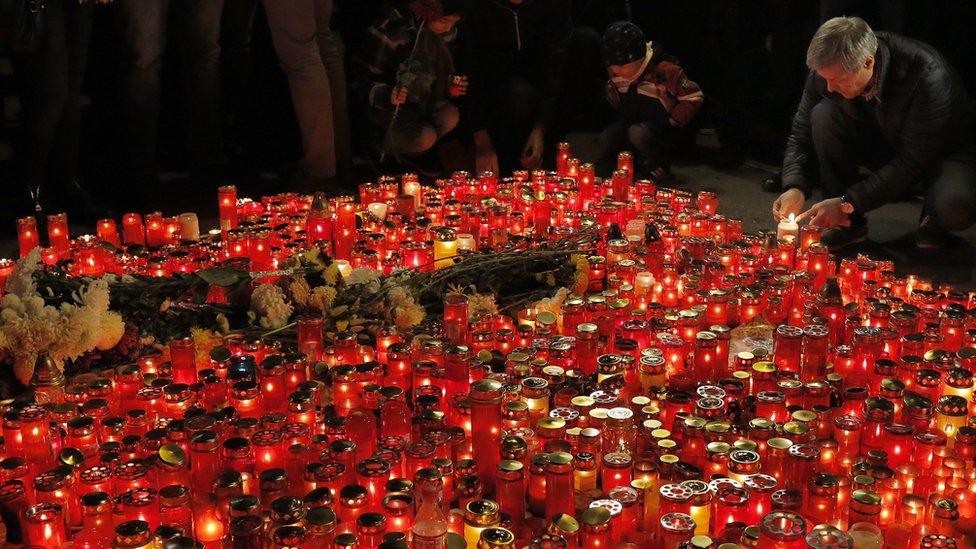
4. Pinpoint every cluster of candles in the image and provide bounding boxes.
[3,144,976,549]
